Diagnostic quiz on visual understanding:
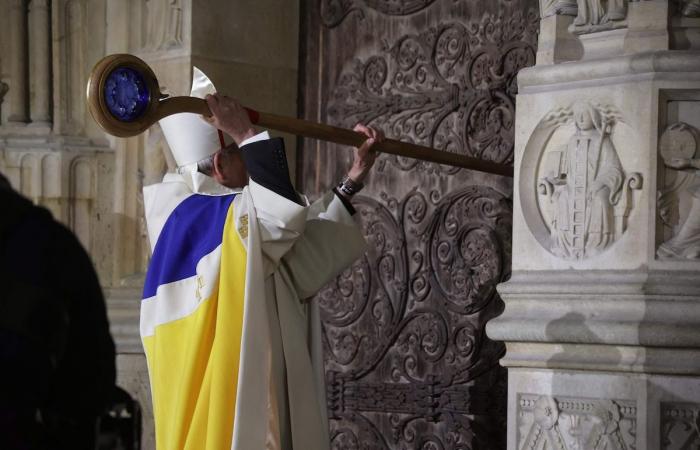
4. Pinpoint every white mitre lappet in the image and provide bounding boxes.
[158,67,234,195]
